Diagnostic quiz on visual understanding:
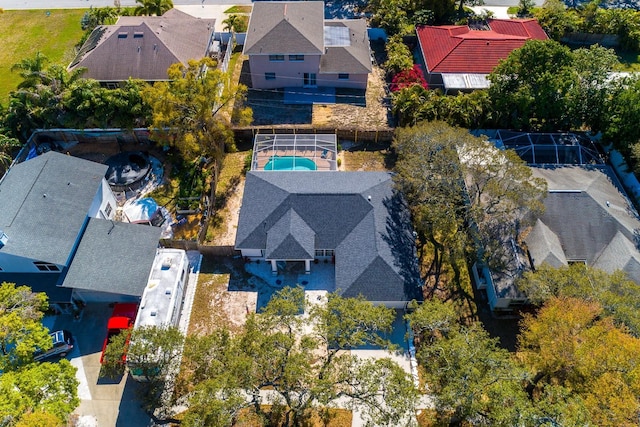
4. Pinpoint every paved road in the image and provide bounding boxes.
[1,0,251,10]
